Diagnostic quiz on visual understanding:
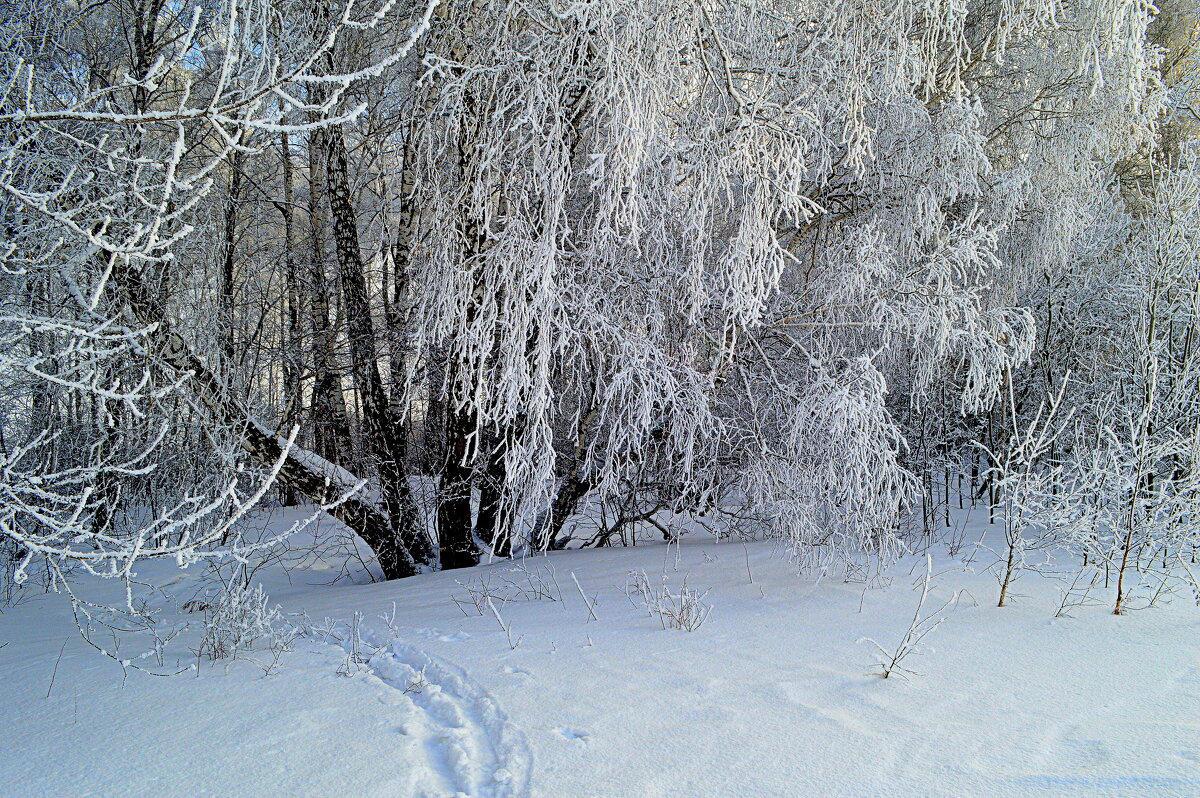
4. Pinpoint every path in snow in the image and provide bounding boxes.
[339,628,533,798]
